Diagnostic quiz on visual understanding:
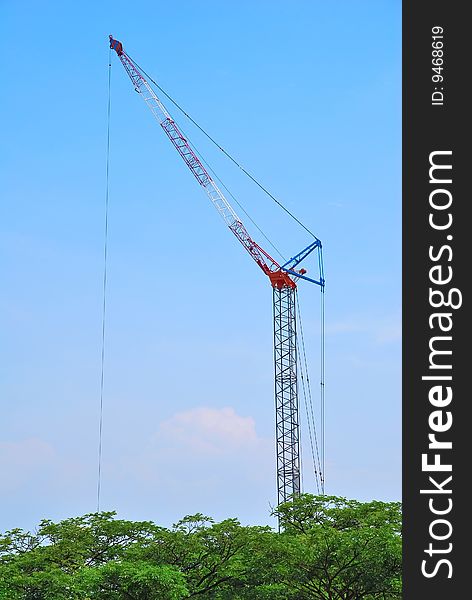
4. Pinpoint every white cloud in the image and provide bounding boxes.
[117,407,274,509]
[98,406,275,525]
[156,406,259,455]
